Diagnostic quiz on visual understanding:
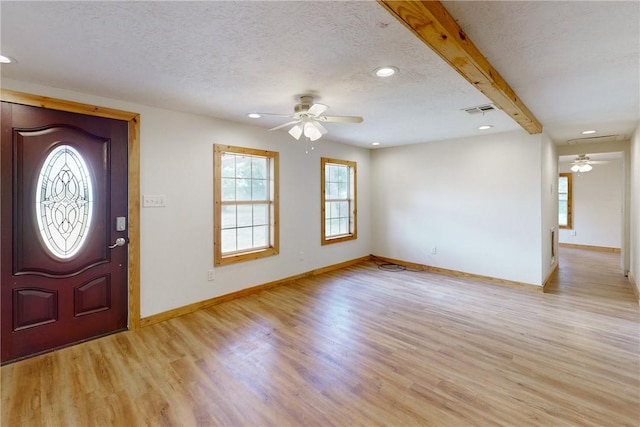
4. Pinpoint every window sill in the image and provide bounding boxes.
[321,234,357,246]
[215,247,279,266]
